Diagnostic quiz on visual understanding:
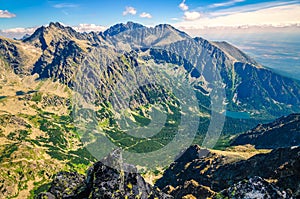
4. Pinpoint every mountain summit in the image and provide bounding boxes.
[102,21,145,37]
[102,21,191,49]
[23,22,90,50]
